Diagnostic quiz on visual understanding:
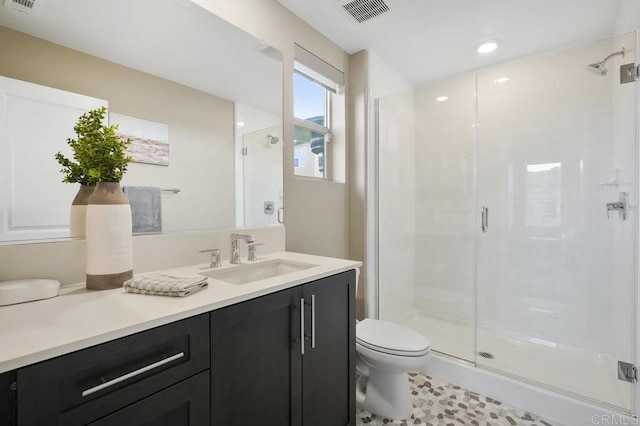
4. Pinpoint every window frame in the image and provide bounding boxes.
[293,72,332,179]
